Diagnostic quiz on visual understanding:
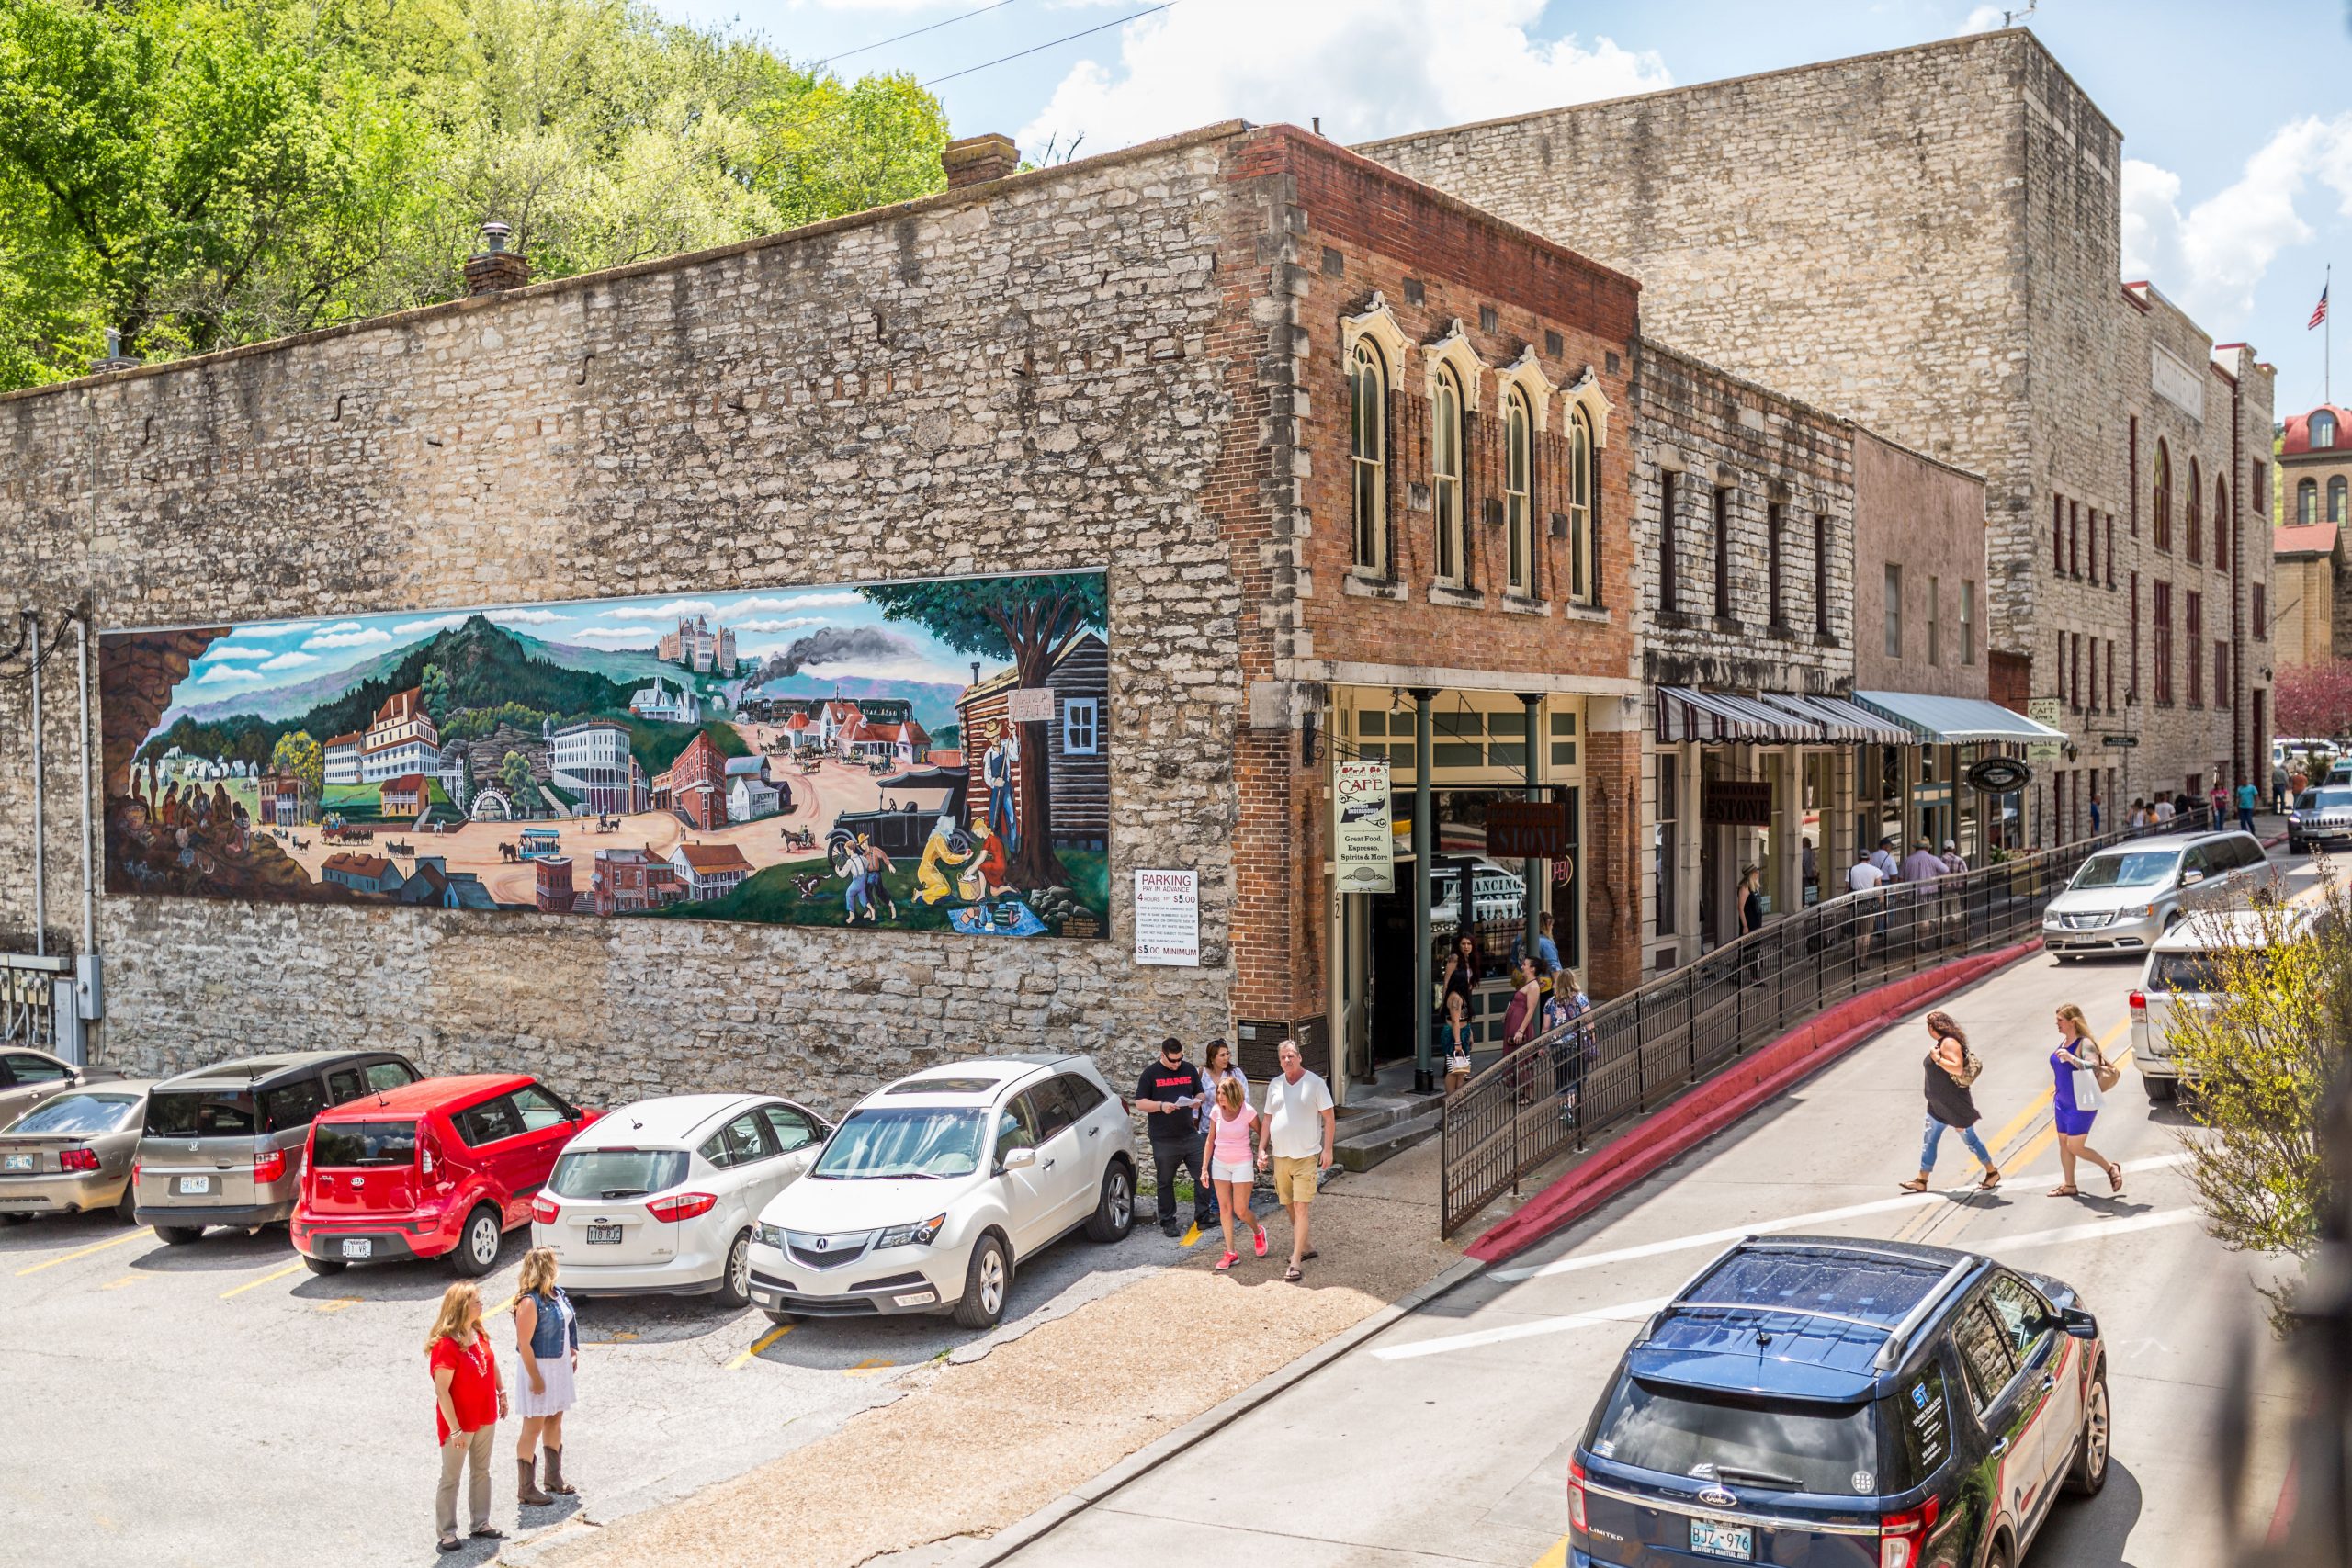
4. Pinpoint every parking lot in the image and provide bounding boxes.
[1,1202,1188,1568]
